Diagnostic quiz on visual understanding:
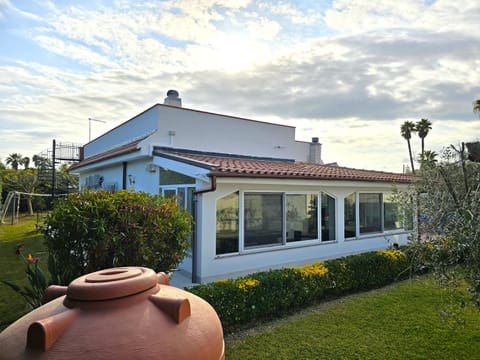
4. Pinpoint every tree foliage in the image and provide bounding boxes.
[5,153,25,170]
[406,144,480,306]
[42,190,192,284]
[1,169,39,215]
[400,119,433,174]
[473,99,480,116]
[415,118,432,156]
